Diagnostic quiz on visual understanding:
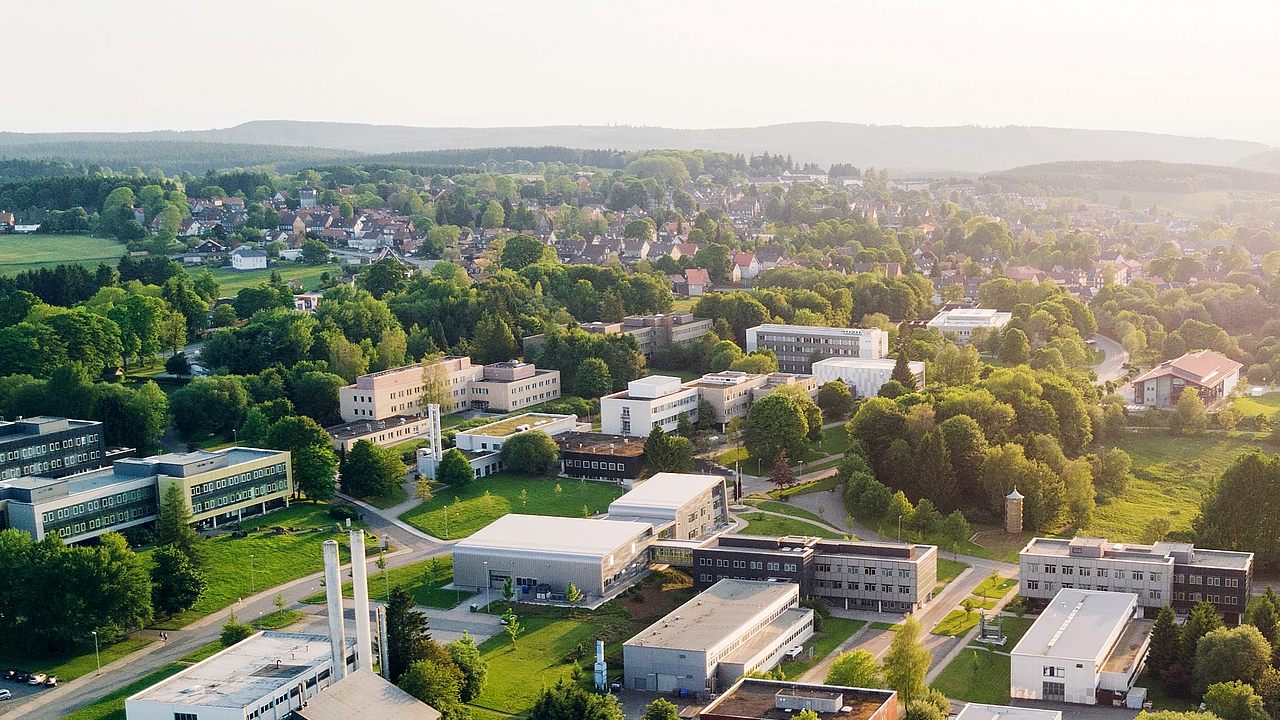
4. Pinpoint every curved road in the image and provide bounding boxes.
[1090,333,1129,385]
